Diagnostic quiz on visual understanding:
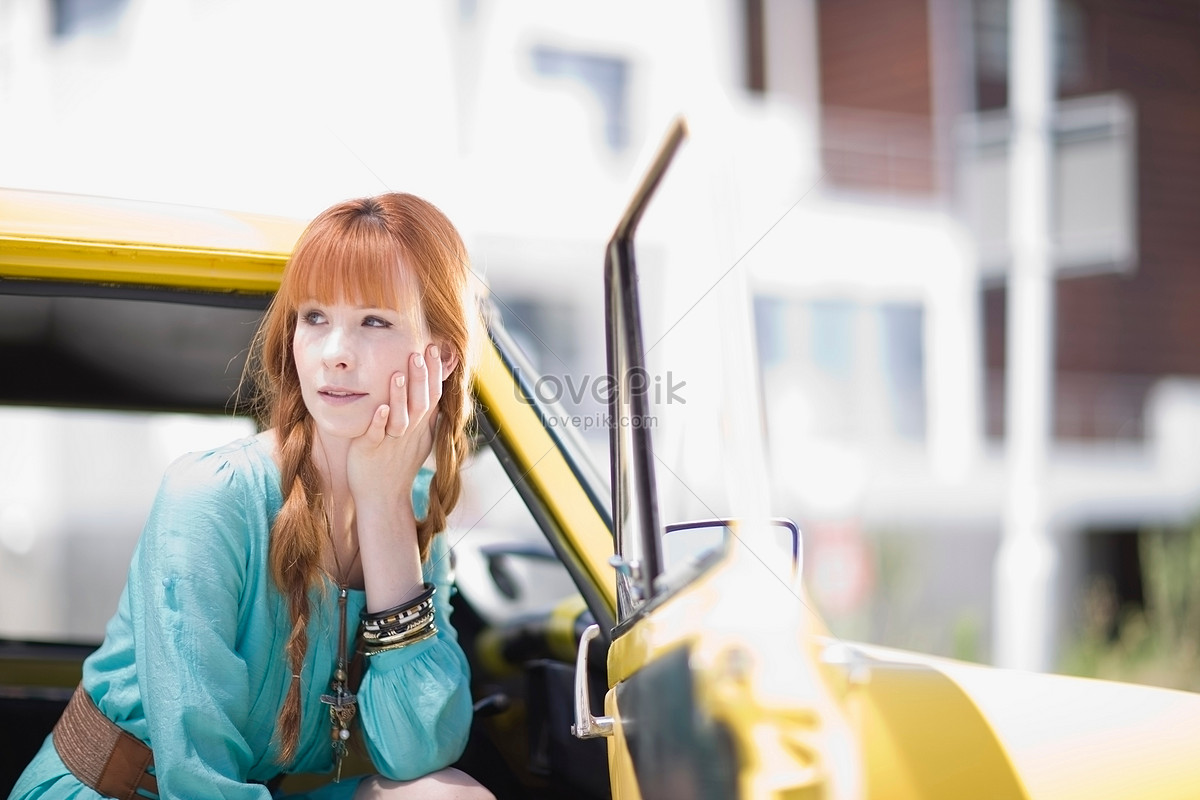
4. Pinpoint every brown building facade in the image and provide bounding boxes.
[800,0,1200,441]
